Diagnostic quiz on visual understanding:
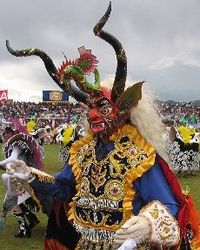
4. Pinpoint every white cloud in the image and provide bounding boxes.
[150,53,200,70]
[150,57,176,70]
[0,61,57,102]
